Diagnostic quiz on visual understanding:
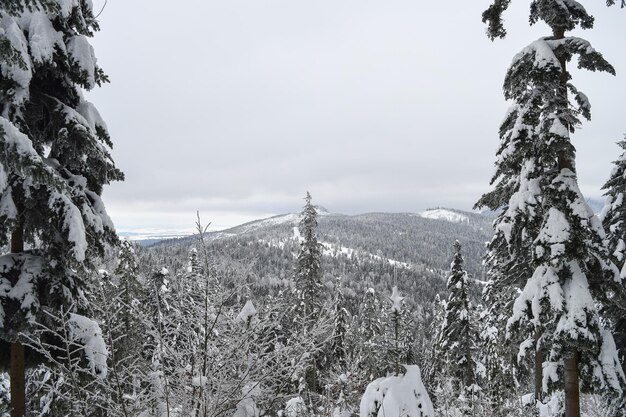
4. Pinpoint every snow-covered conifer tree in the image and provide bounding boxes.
[435,241,475,390]
[113,241,144,355]
[600,137,626,410]
[420,294,446,399]
[292,192,325,394]
[330,277,349,368]
[294,192,324,327]
[0,2,122,414]
[479,1,626,415]
[357,288,384,381]
[388,286,404,375]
